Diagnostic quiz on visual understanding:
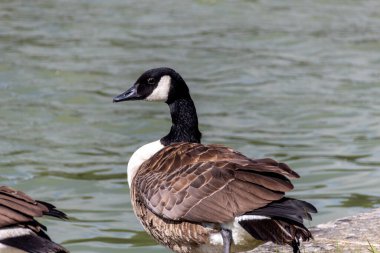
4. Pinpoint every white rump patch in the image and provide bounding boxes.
[145,75,171,101]
[204,217,264,252]
[236,215,270,222]
[127,140,164,186]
